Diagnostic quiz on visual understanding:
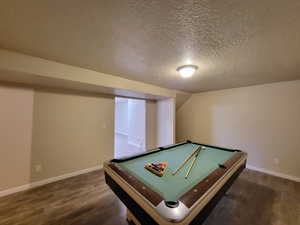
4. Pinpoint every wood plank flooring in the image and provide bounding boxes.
[0,169,299,225]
